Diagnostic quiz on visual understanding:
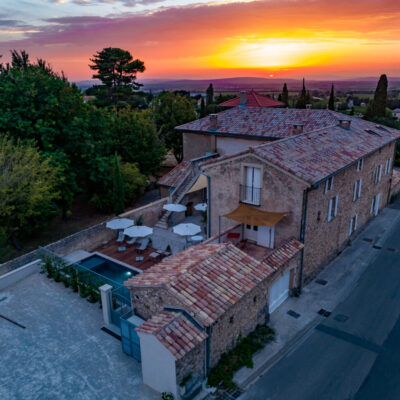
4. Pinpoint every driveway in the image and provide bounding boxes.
[0,272,159,400]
